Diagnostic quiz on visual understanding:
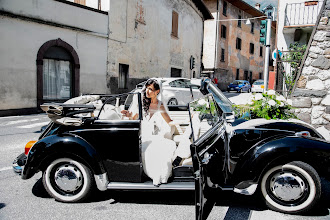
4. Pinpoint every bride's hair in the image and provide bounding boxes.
[142,78,160,115]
